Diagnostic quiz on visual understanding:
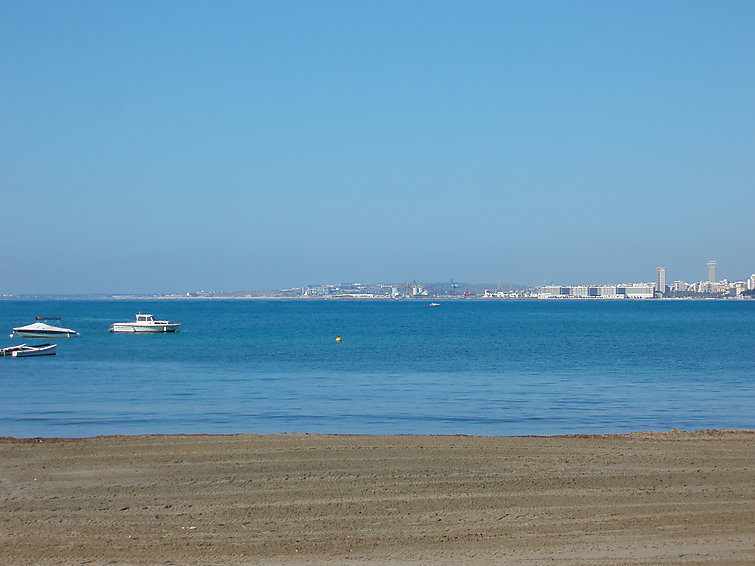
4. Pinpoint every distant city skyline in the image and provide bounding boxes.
[3,258,753,299]
[2,3,753,295]
[1,257,753,297]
